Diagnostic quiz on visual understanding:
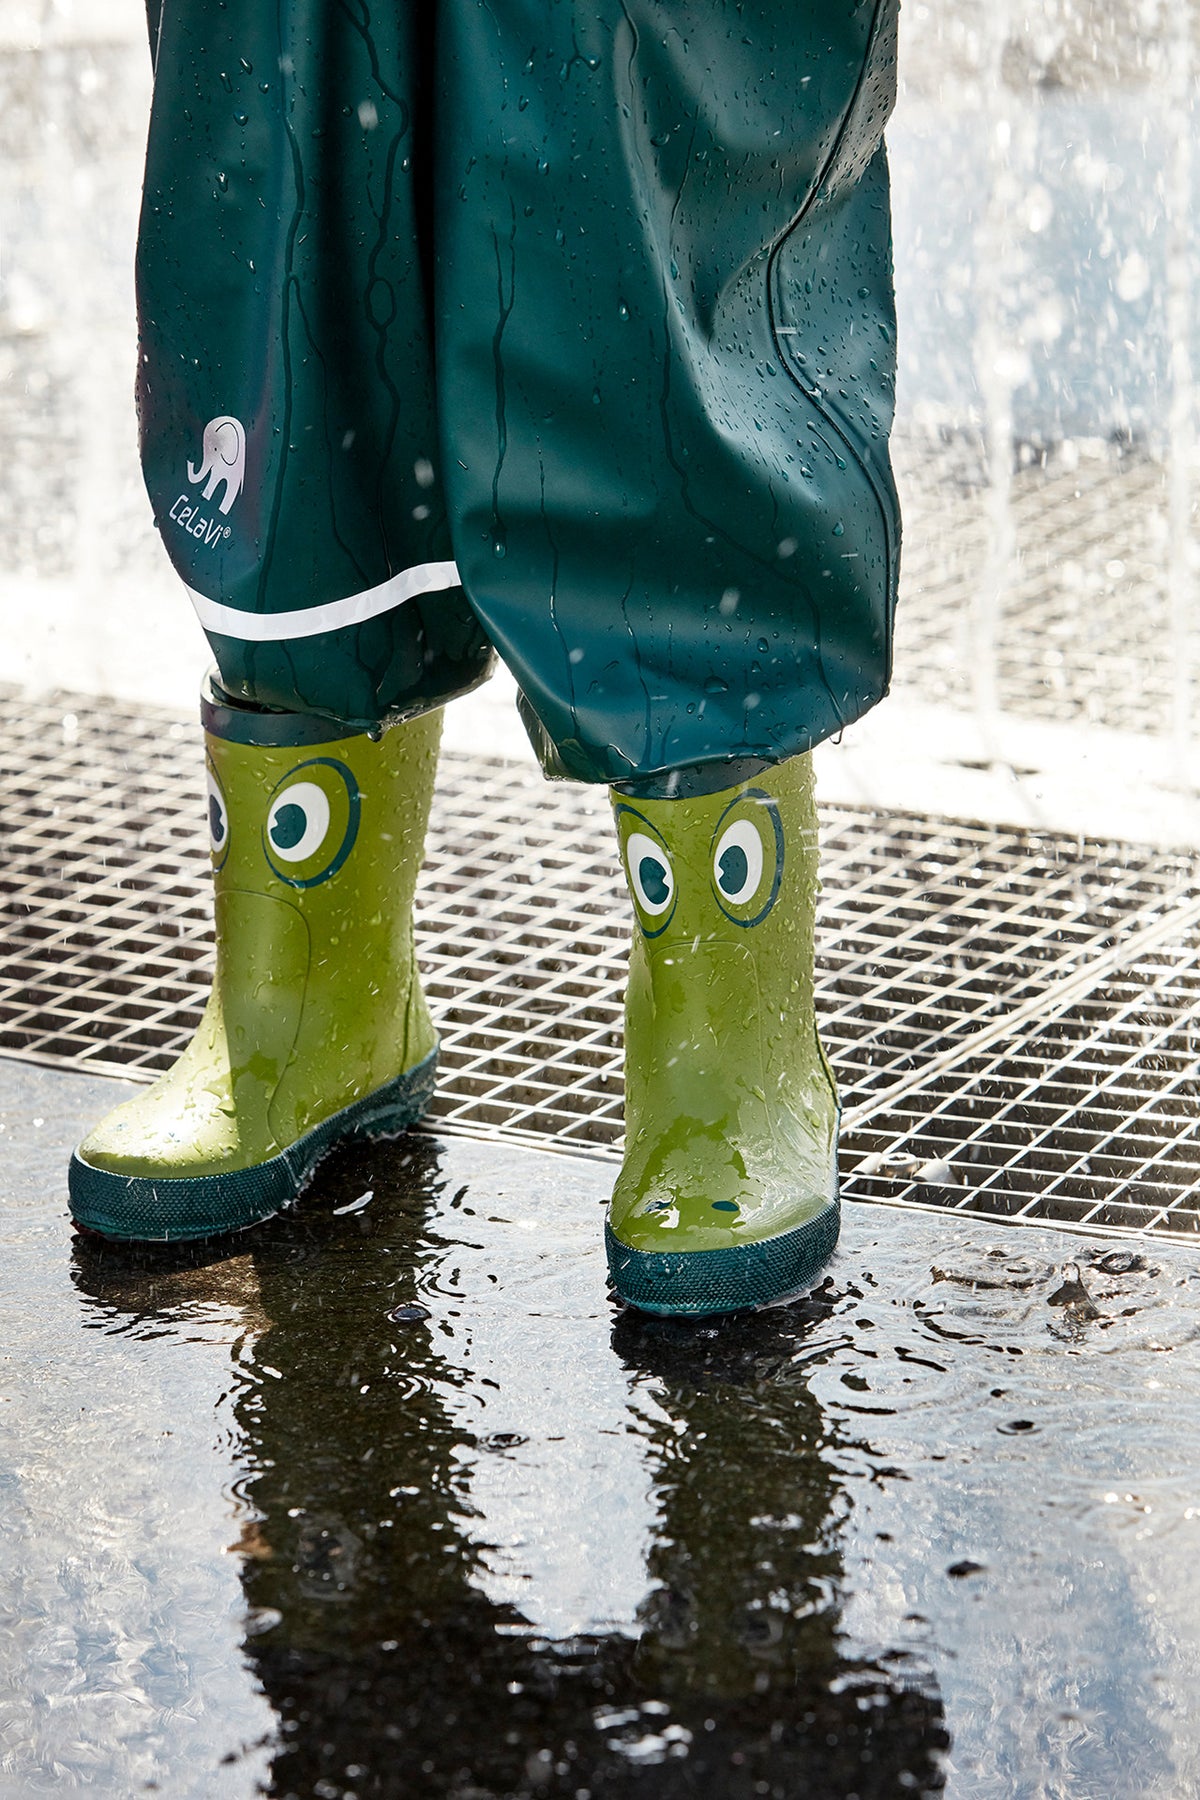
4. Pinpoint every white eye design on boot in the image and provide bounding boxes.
[263,758,360,888]
[627,833,675,915]
[206,762,230,869]
[267,782,330,862]
[614,804,678,936]
[712,818,763,906]
[710,789,783,927]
